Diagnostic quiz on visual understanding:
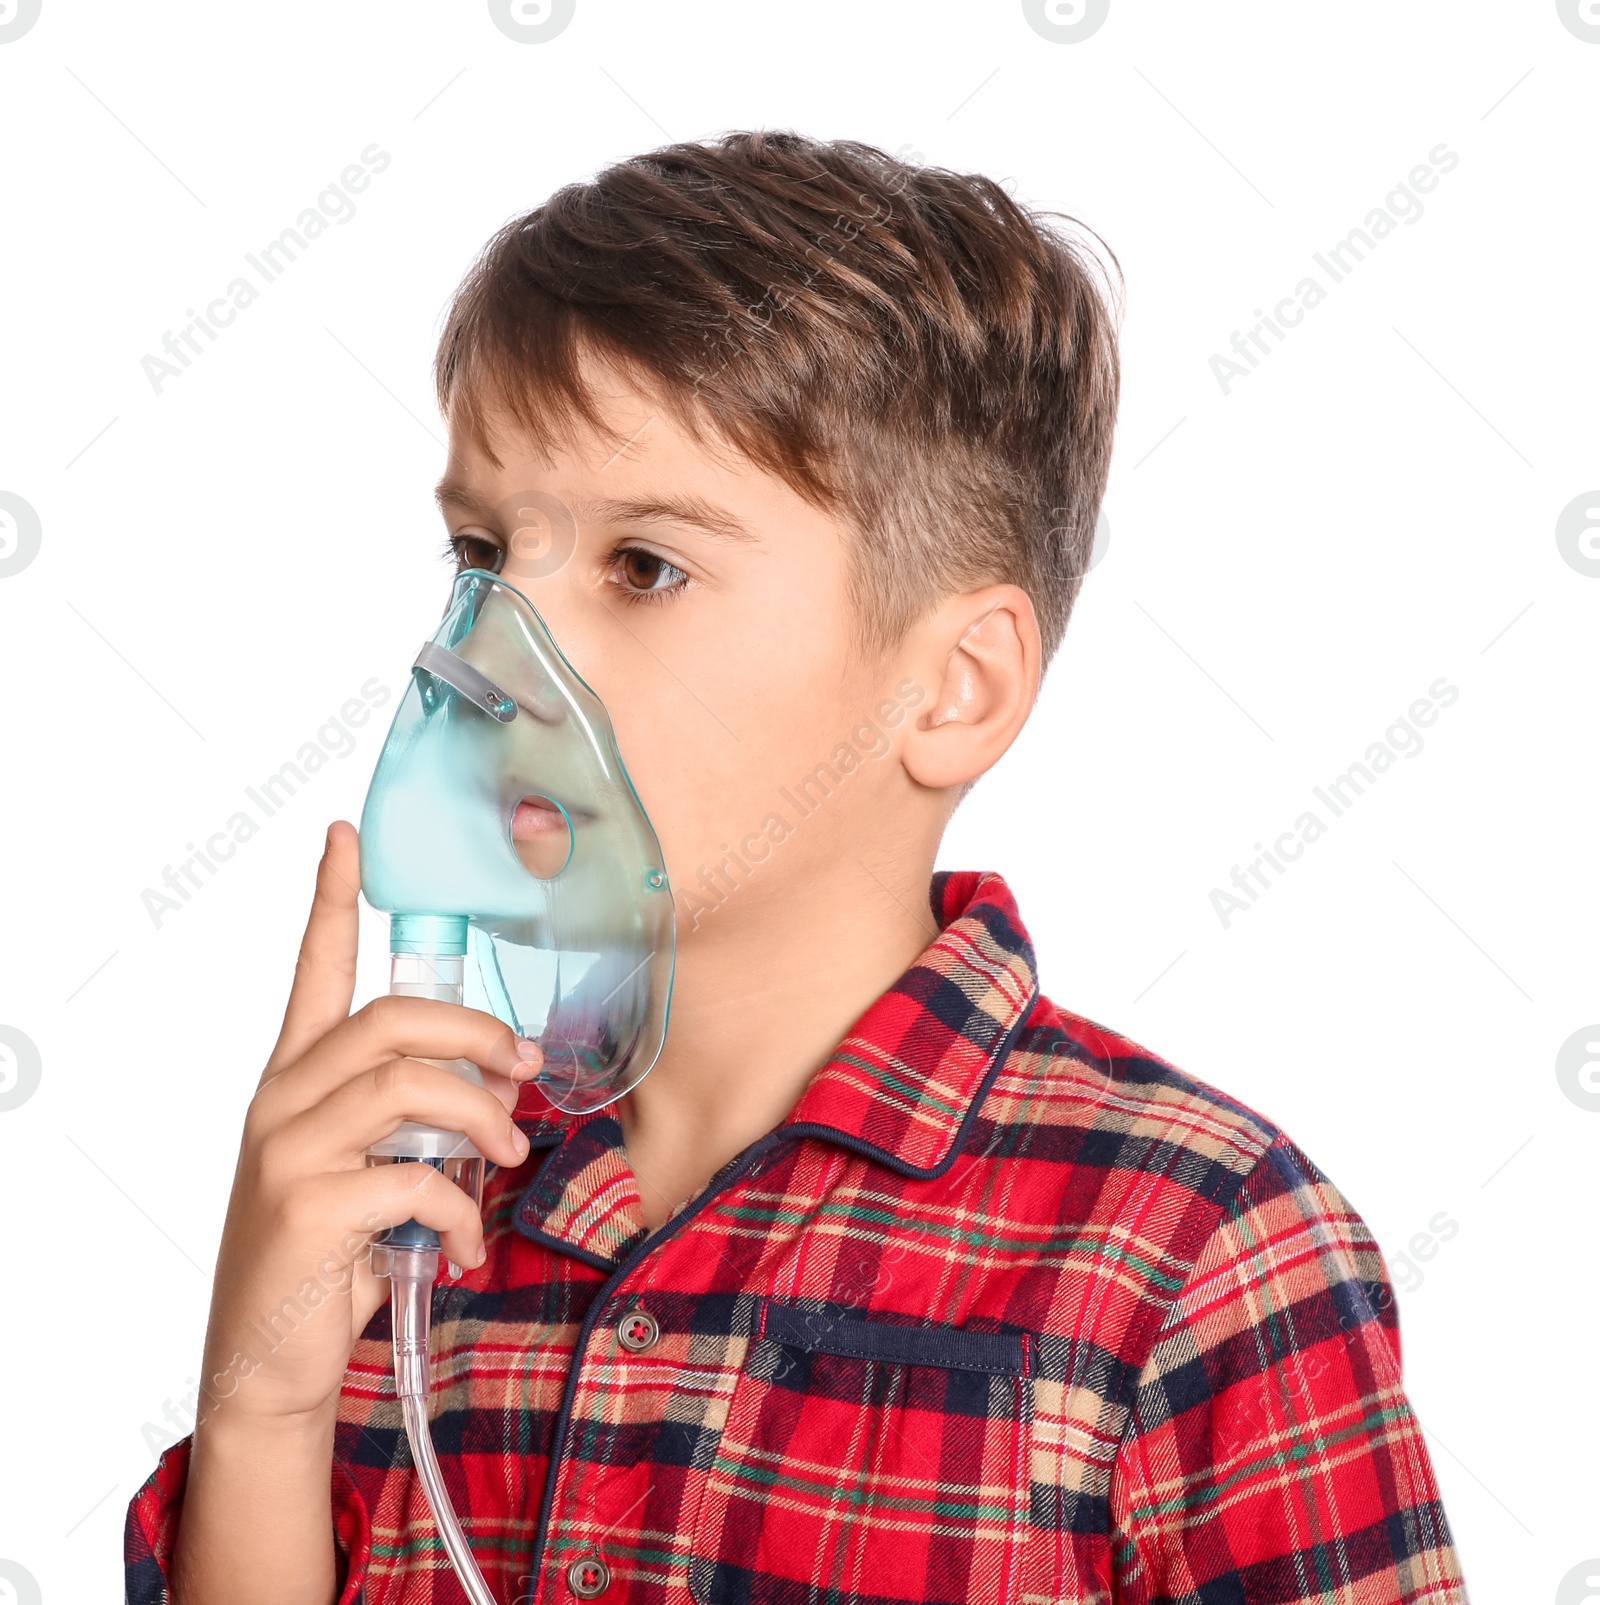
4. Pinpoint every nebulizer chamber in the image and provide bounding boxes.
[357,568,674,1604]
